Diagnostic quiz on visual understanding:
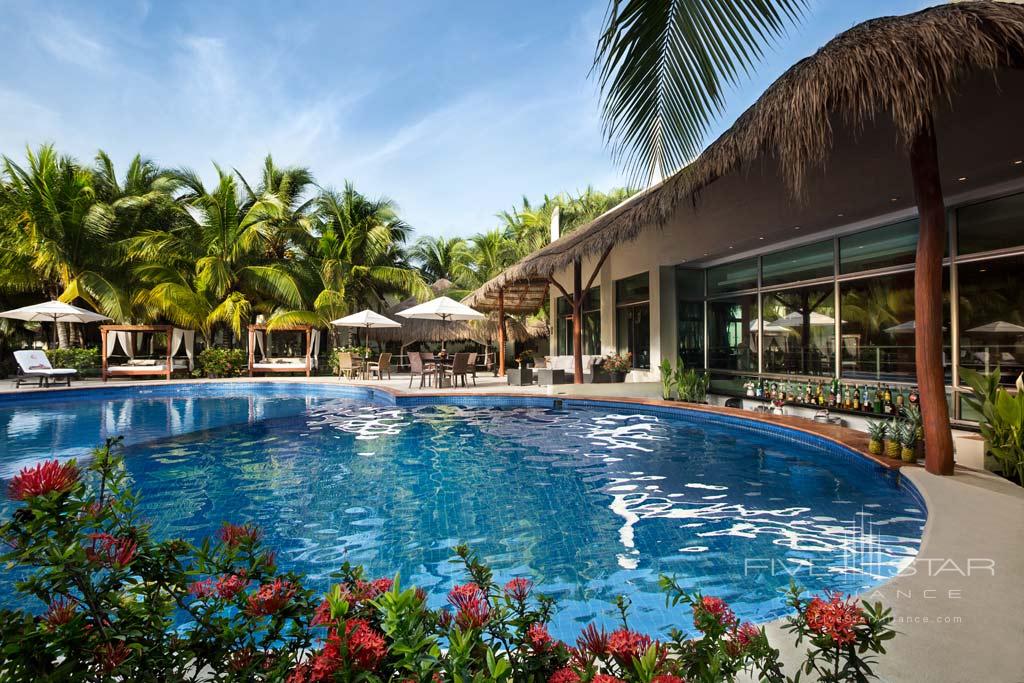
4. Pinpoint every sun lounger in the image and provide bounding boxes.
[13,350,77,388]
